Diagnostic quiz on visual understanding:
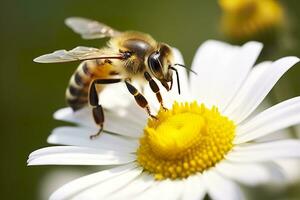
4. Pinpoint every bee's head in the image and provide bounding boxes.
[147,43,181,94]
